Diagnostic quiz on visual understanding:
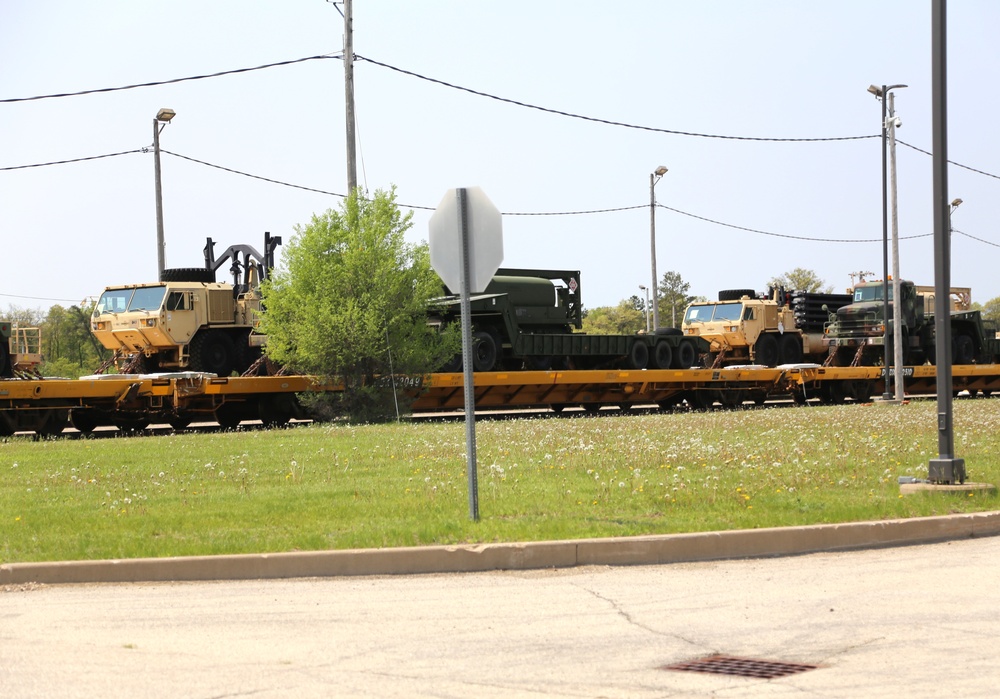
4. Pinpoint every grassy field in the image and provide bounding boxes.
[2,399,999,563]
